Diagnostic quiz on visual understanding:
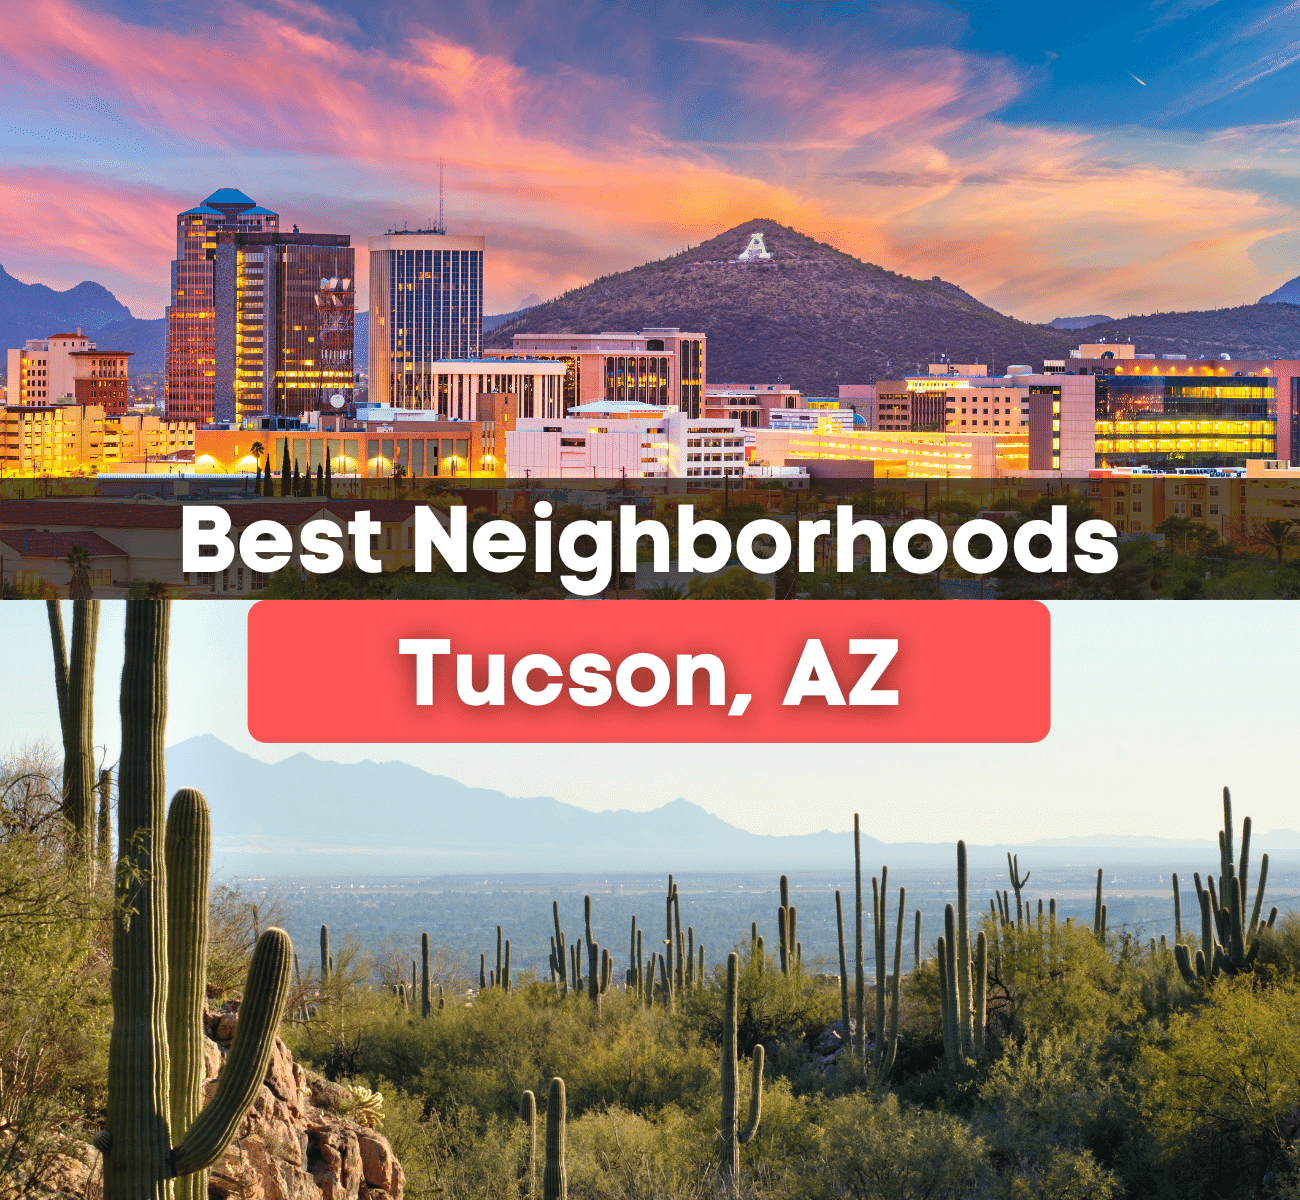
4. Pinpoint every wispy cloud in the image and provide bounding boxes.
[0,0,1293,322]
